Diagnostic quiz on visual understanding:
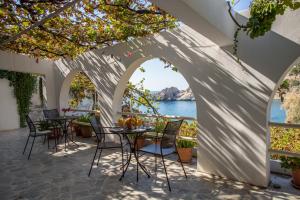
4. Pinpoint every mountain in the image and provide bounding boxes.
[154,87,195,101]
